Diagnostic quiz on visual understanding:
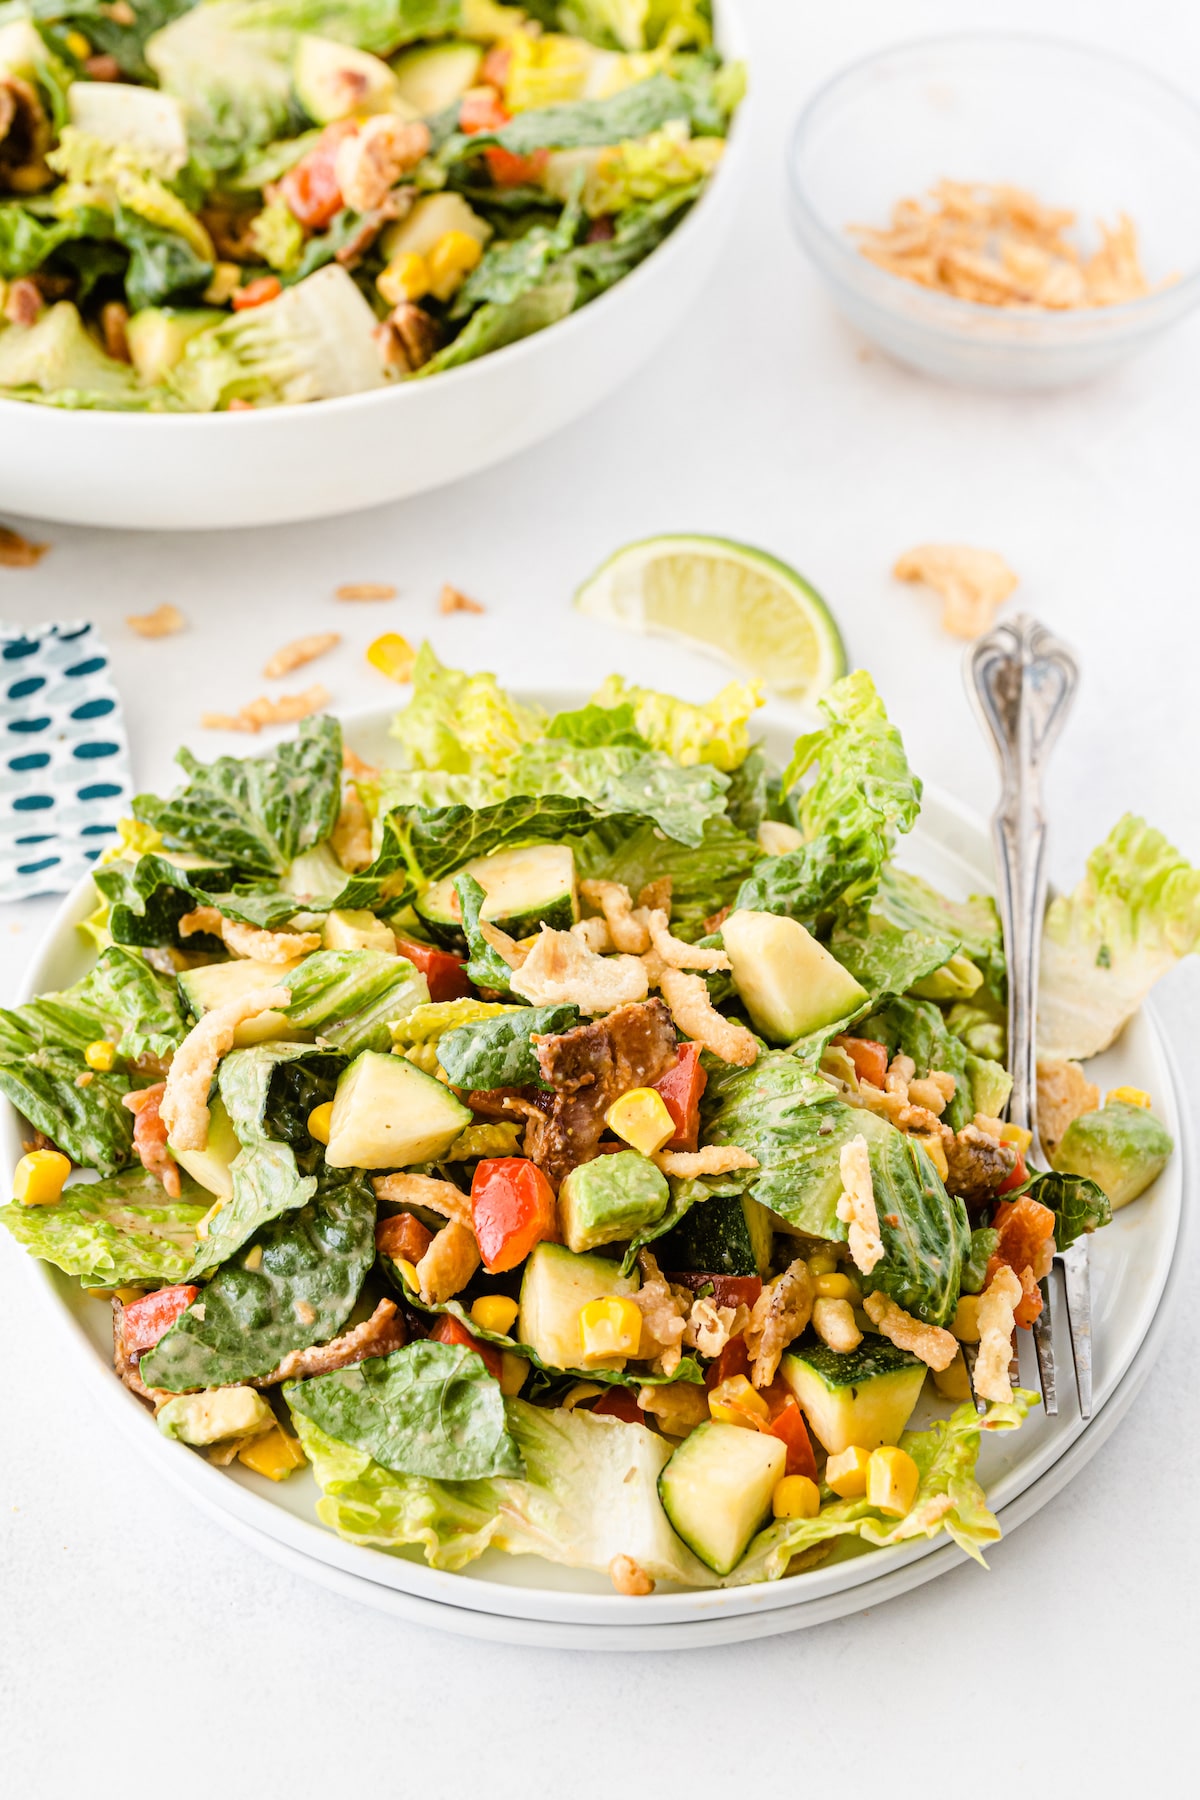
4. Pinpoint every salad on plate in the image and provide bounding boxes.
[0,0,742,410]
[0,651,1187,1592]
